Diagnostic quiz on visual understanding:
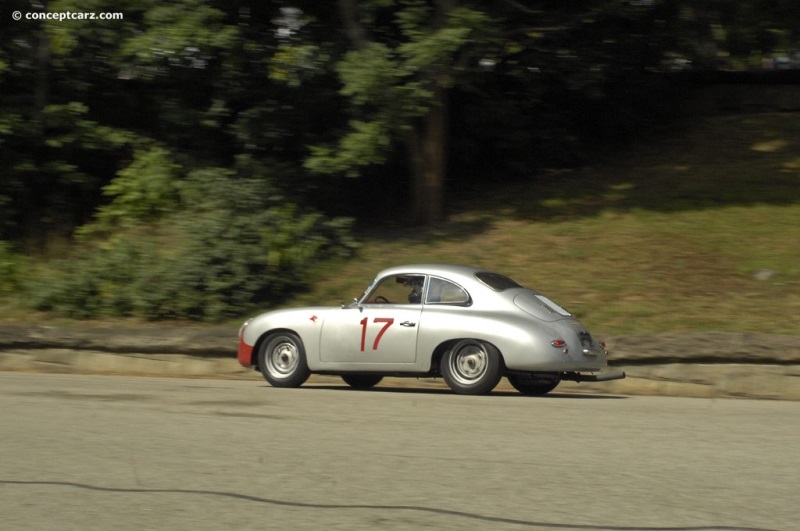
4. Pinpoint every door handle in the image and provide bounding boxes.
[400,321,416,327]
